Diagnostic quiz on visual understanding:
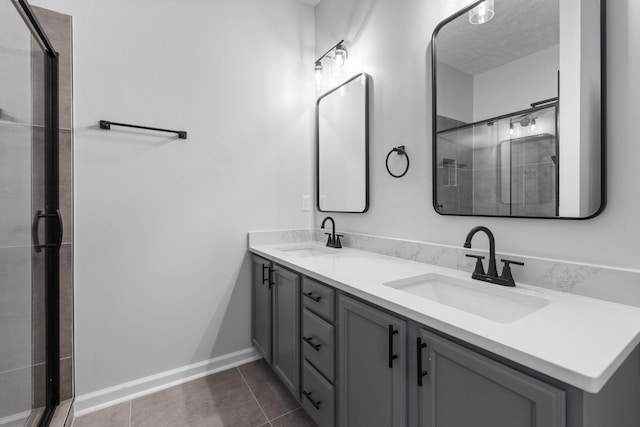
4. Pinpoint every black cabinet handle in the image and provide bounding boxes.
[388,325,398,368]
[303,336,321,351]
[303,292,322,302]
[302,390,321,410]
[262,264,269,284]
[417,337,428,386]
[269,267,276,288]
